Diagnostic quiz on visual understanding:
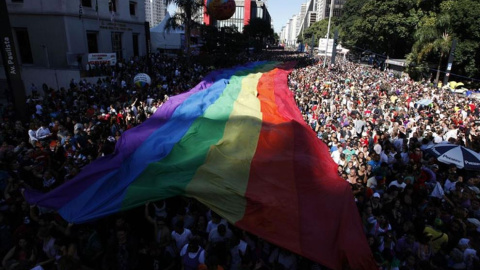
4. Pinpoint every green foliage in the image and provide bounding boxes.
[164,0,204,57]
[297,19,334,46]
[348,0,420,57]
[339,0,480,80]
[339,0,367,49]
[448,0,480,78]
